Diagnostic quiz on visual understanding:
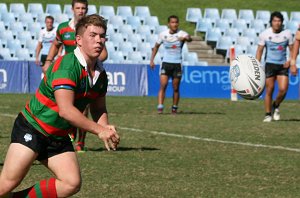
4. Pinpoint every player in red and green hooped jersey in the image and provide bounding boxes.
[0,14,120,198]
[44,0,108,152]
